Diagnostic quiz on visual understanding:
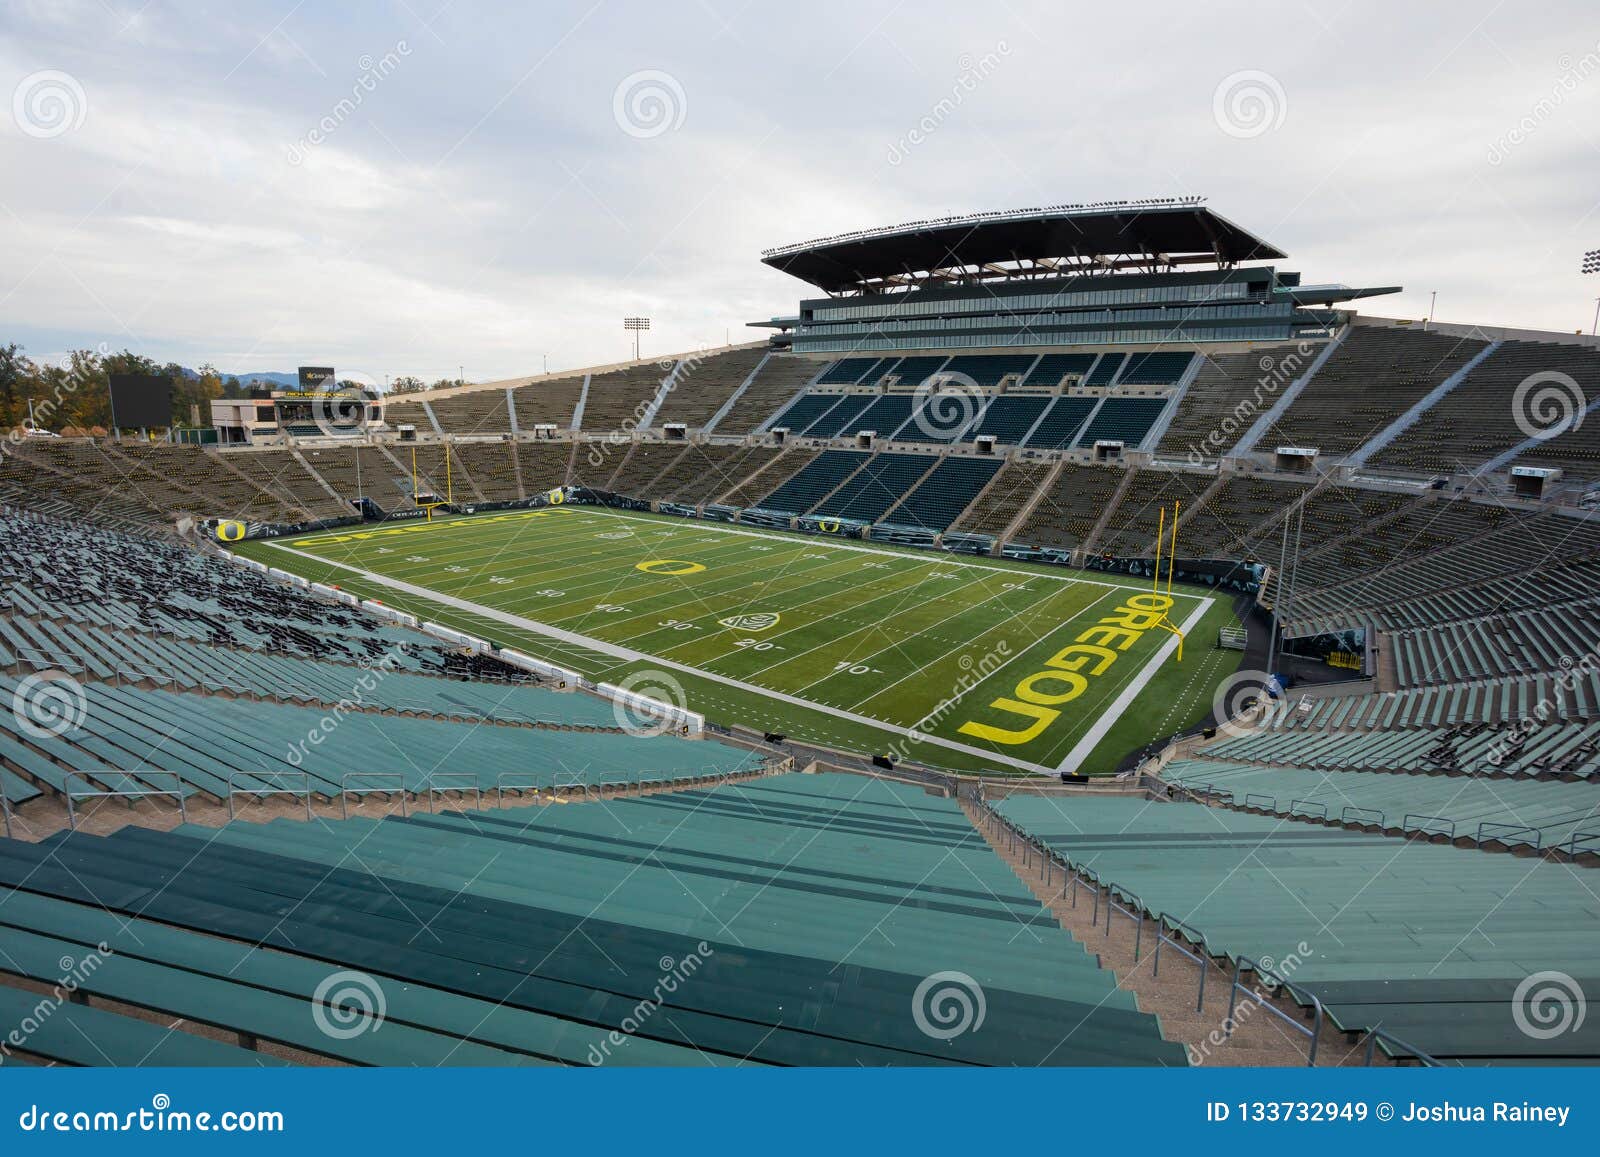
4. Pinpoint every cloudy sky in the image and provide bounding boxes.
[2,0,1598,385]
